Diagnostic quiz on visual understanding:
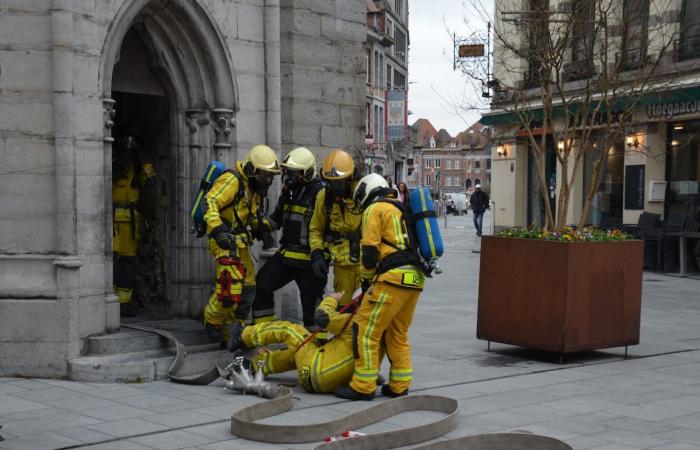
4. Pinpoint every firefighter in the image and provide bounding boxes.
[201,145,280,345]
[251,147,326,328]
[335,173,425,400]
[231,291,357,393]
[308,149,363,307]
[112,126,157,317]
